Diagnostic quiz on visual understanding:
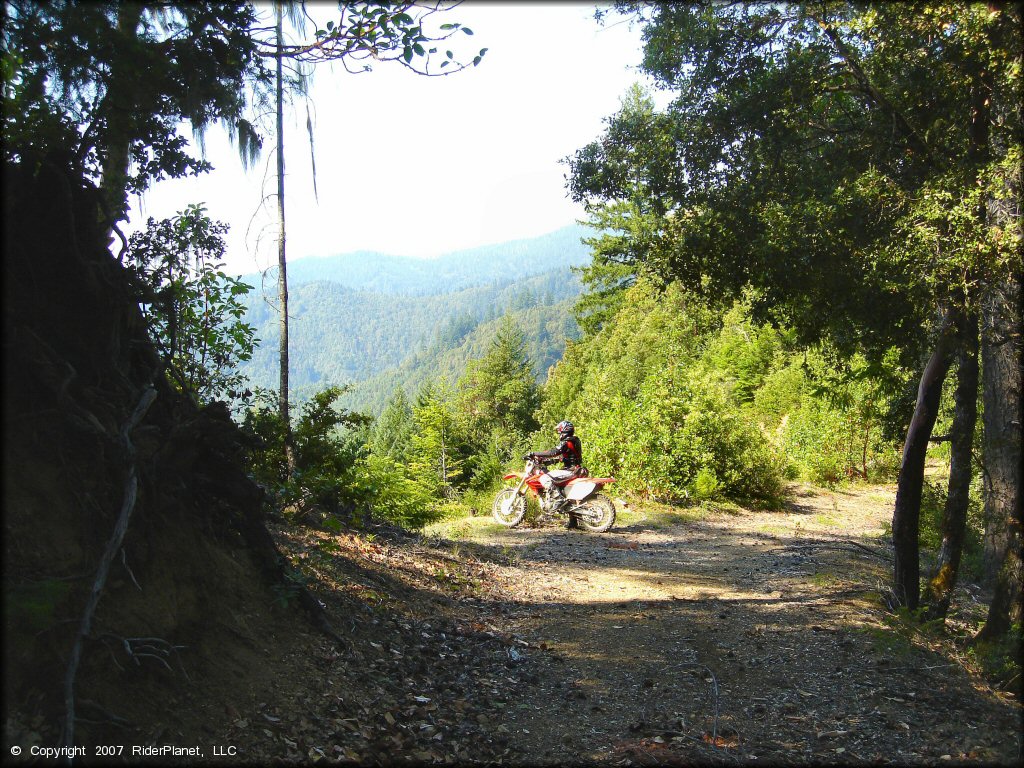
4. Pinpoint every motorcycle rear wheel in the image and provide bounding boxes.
[574,493,616,533]
[492,488,527,527]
